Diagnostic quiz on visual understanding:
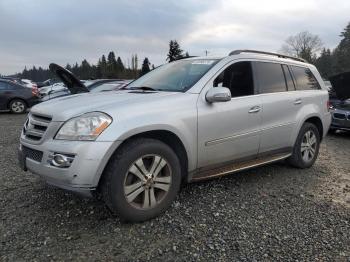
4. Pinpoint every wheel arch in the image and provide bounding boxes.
[96,129,190,192]
[7,97,28,110]
[304,116,324,140]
